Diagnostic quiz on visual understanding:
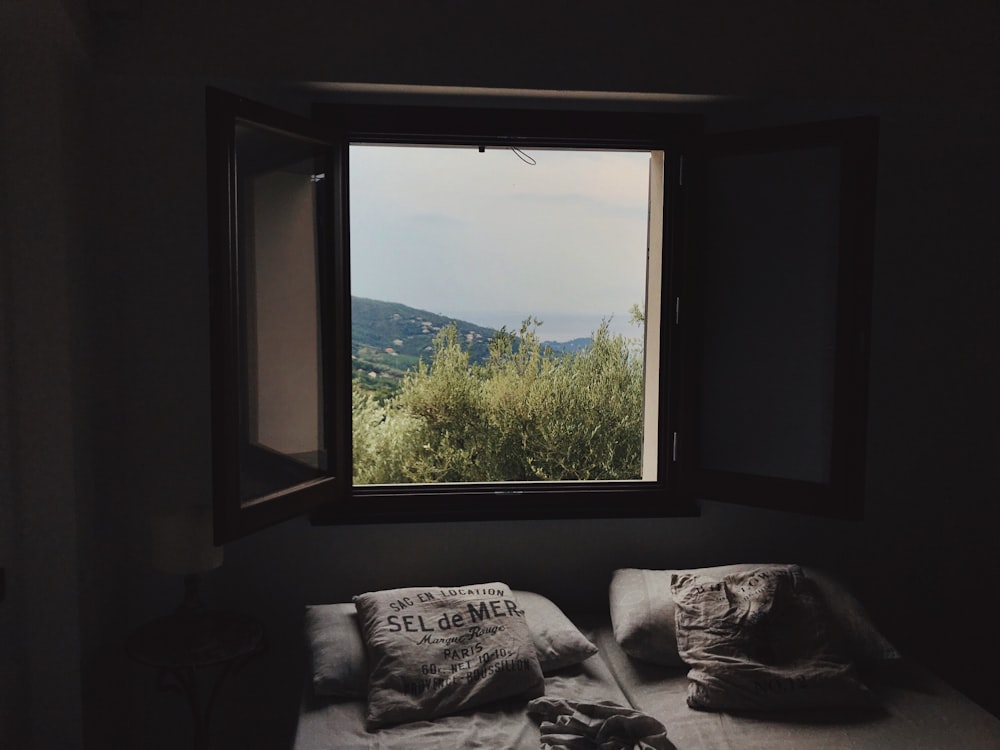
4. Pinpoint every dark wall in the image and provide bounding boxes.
[3,1,998,748]
[1,1,95,747]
